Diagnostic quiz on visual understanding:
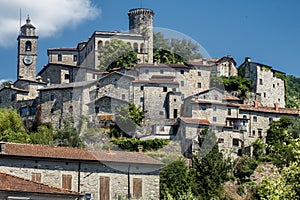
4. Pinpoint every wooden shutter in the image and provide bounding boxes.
[62,174,72,190]
[31,172,41,182]
[133,178,143,198]
[99,176,110,200]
